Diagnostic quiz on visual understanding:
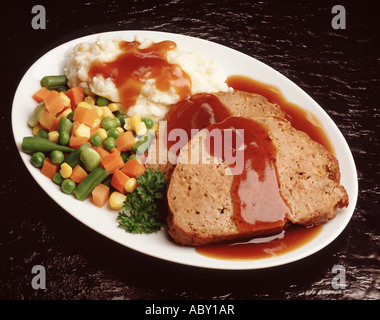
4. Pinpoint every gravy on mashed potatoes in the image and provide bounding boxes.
[64,35,230,121]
